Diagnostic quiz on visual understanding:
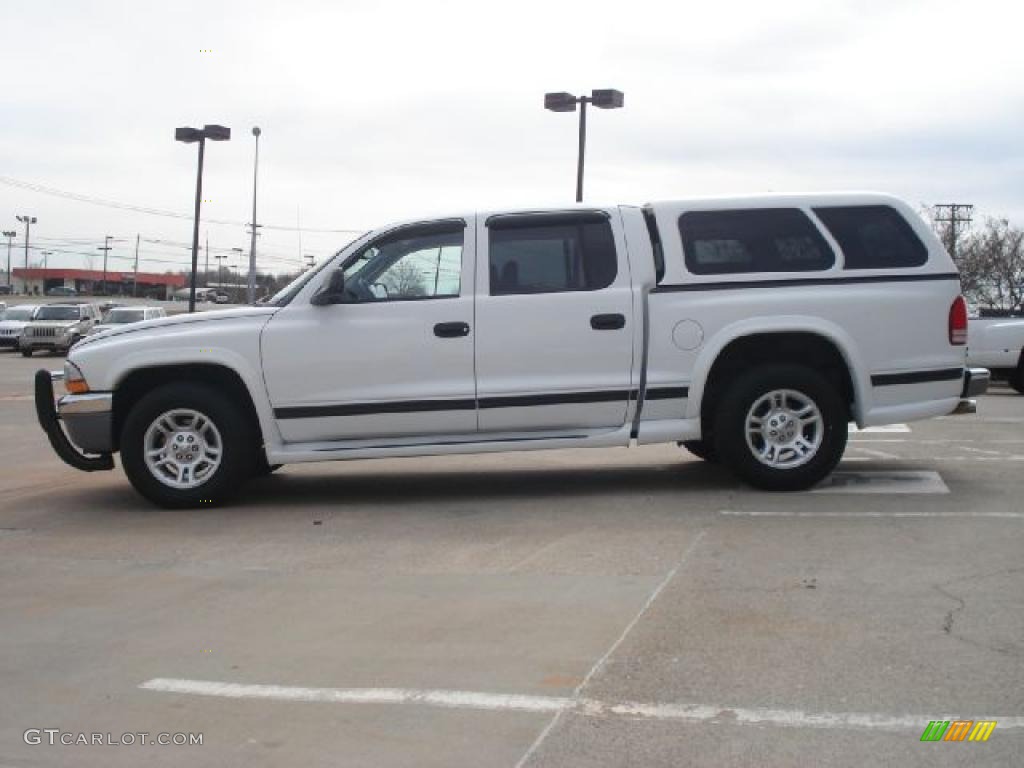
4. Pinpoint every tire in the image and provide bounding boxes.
[20,348,32,357]
[120,382,258,508]
[1009,360,1024,395]
[254,454,282,477]
[713,364,847,492]
[681,439,719,463]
